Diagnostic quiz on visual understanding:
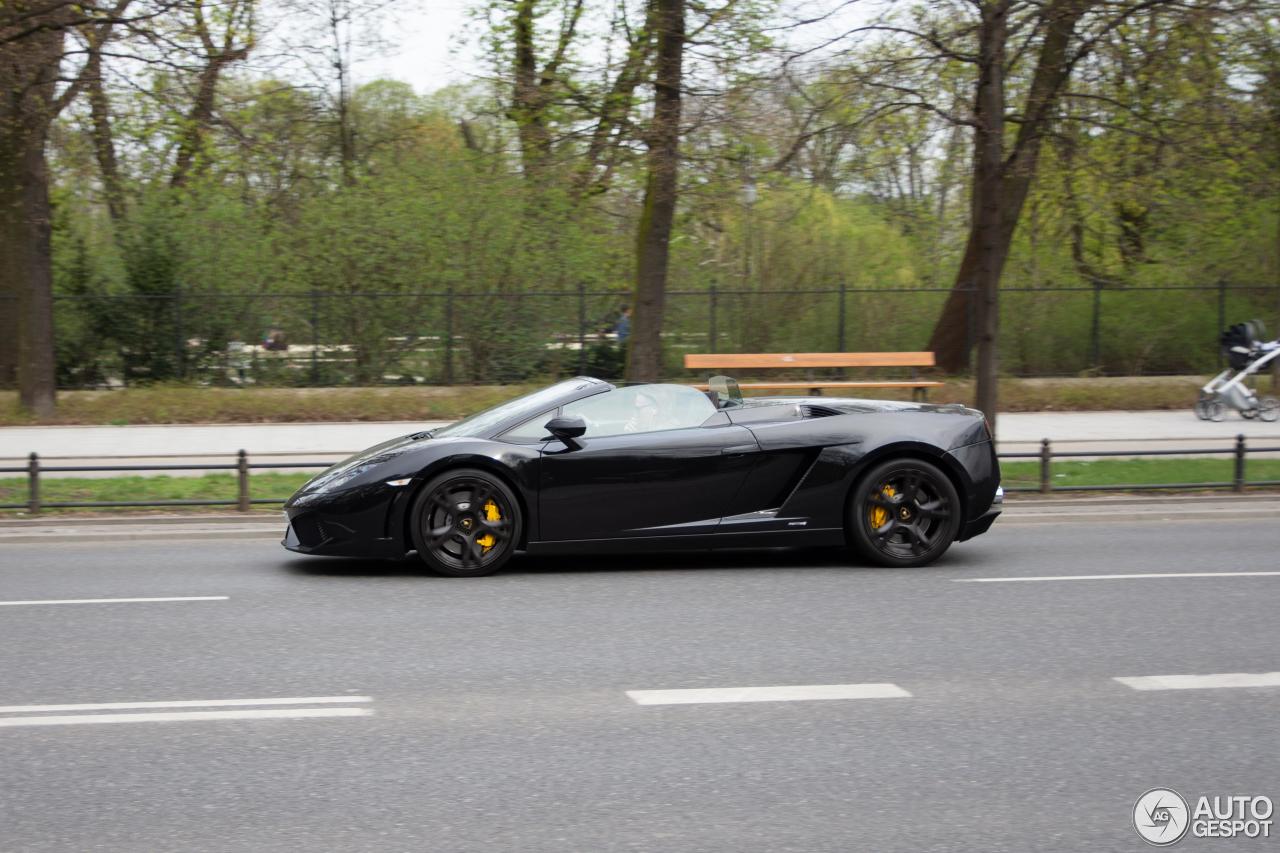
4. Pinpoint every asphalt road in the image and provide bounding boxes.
[1,517,1278,852]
